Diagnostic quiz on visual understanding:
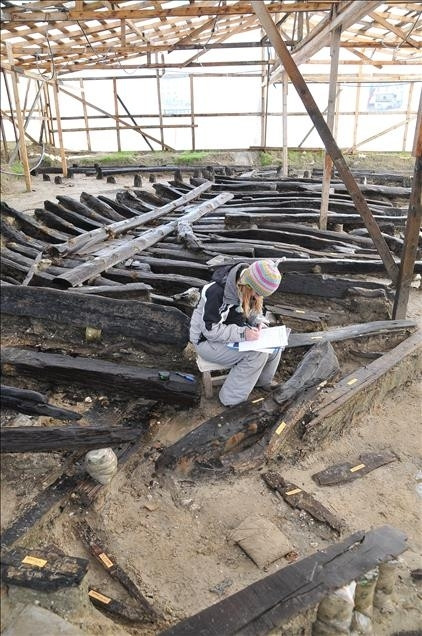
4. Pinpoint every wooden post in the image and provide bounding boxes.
[252,0,398,282]
[6,45,31,191]
[392,92,422,320]
[402,82,414,152]
[190,75,195,151]
[80,78,92,152]
[112,78,121,152]
[156,67,165,151]
[2,69,19,153]
[1,116,10,161]
[42,83,54,146]
[352,67,363,152]
[52,81,68,177]
[282,72,288,176]
[334,85,341,141]
[319,24,341,230]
